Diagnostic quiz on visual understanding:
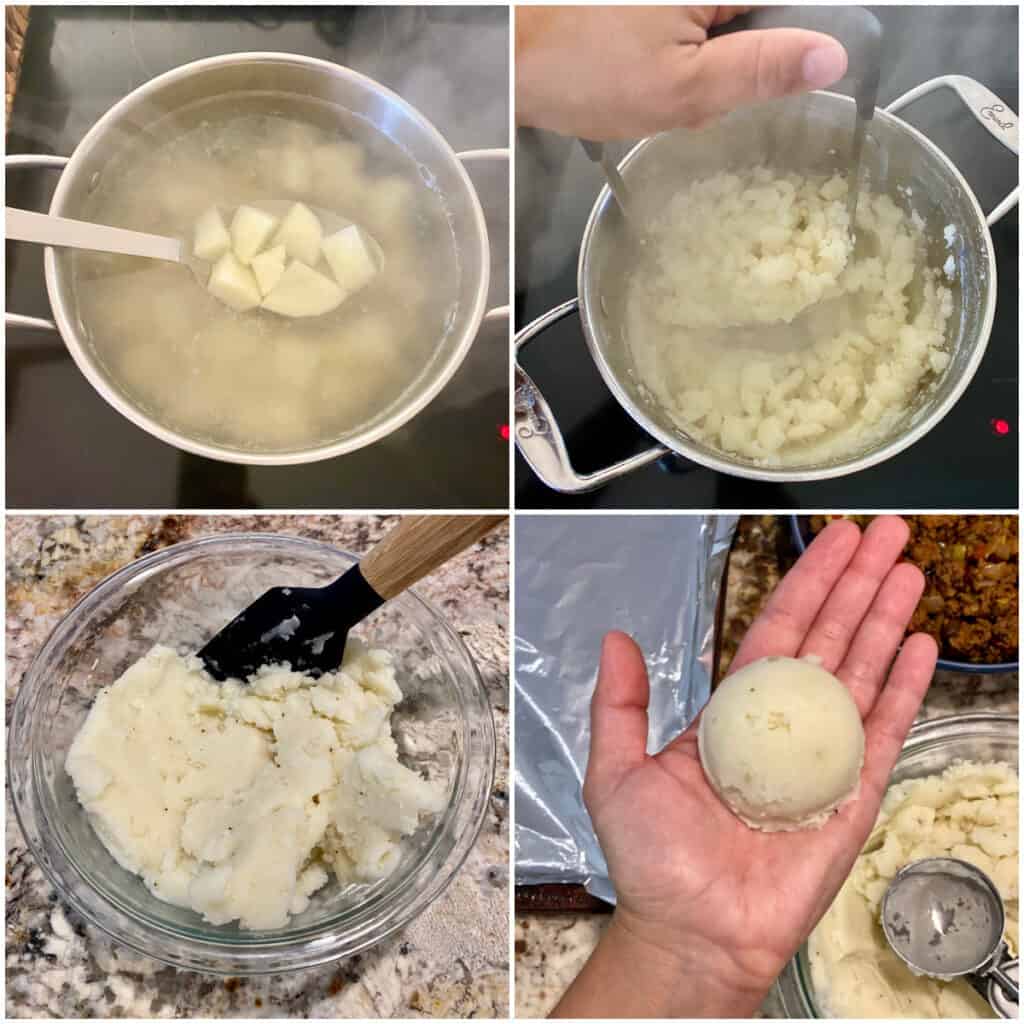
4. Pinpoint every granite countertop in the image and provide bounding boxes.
[5,6,29,117]
[6,515,509,1019]
[515,515,1019,1018]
